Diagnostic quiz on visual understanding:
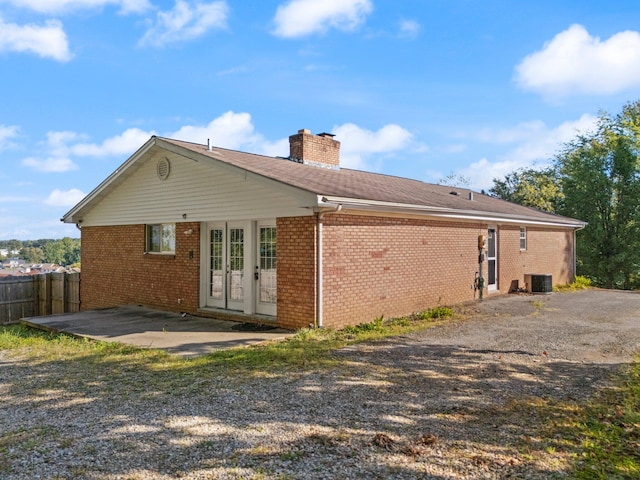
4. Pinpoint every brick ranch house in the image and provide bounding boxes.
[62,129,585,330]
